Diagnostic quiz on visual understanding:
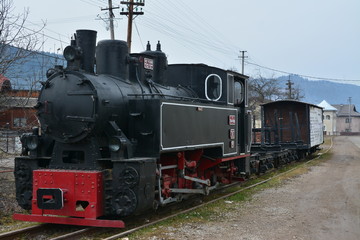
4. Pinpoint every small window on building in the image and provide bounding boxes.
[326,115,330,120]
[205,74,222,101]
[345,118,352,123]
[13,118,27,127]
